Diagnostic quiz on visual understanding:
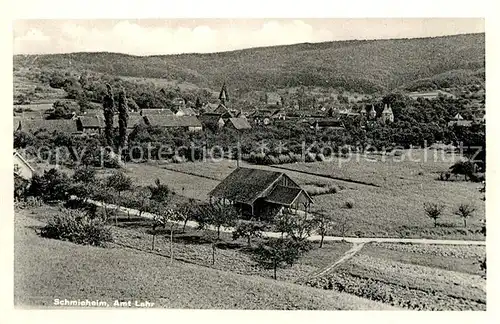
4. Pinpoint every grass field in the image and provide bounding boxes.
[14,207,394,310]
[13,71,67,102]
[121,163,220,201]
[278,149,464,187]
